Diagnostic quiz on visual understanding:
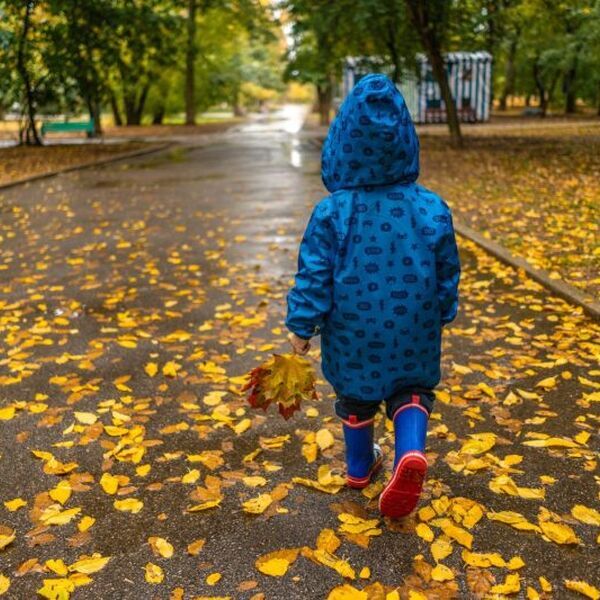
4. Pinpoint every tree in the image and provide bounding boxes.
[405,0,463,145]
